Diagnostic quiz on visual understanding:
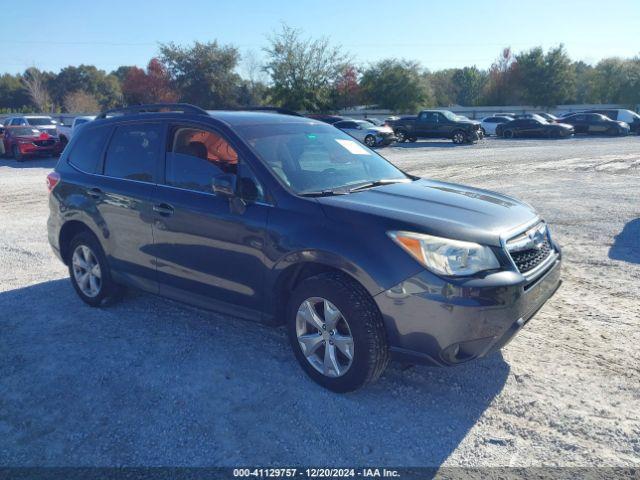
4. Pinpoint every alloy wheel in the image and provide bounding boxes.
[295,297,354,378]
[453,132,465,144]
[72,245,102,298]
[364,135,376,147]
